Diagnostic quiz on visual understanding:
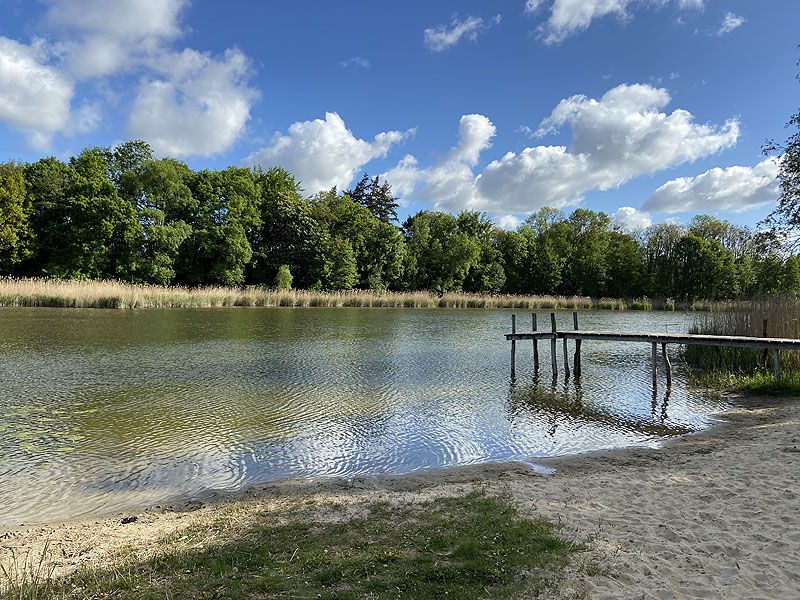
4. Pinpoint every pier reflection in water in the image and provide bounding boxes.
[0,307,726,526]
